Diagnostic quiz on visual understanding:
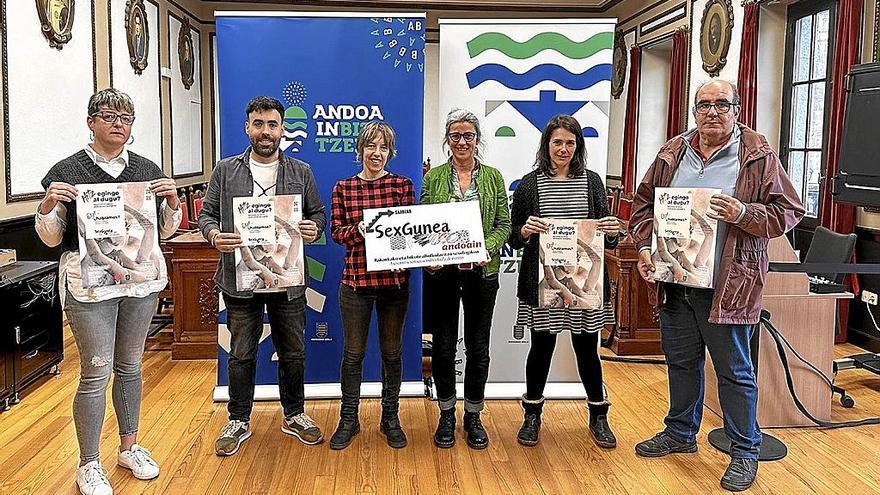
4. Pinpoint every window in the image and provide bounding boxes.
[780,0,836,223]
